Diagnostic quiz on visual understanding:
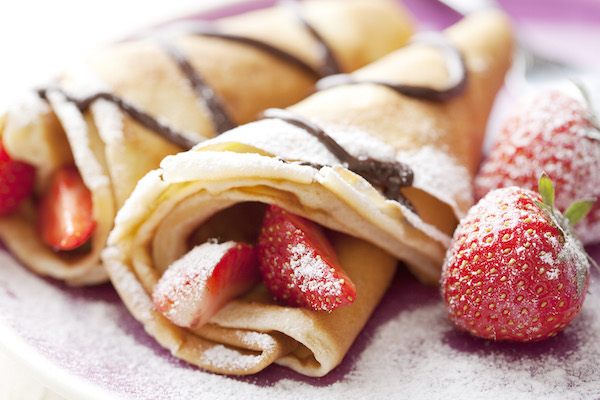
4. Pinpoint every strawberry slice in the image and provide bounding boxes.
[152,240,260,329]
[257,204,356,311]
[0,142,35,216]
[37,165,95,251]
